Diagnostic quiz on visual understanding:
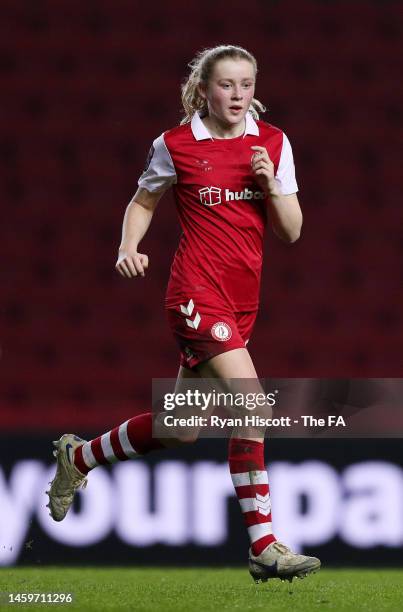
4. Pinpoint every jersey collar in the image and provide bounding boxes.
[191,110,259,141]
